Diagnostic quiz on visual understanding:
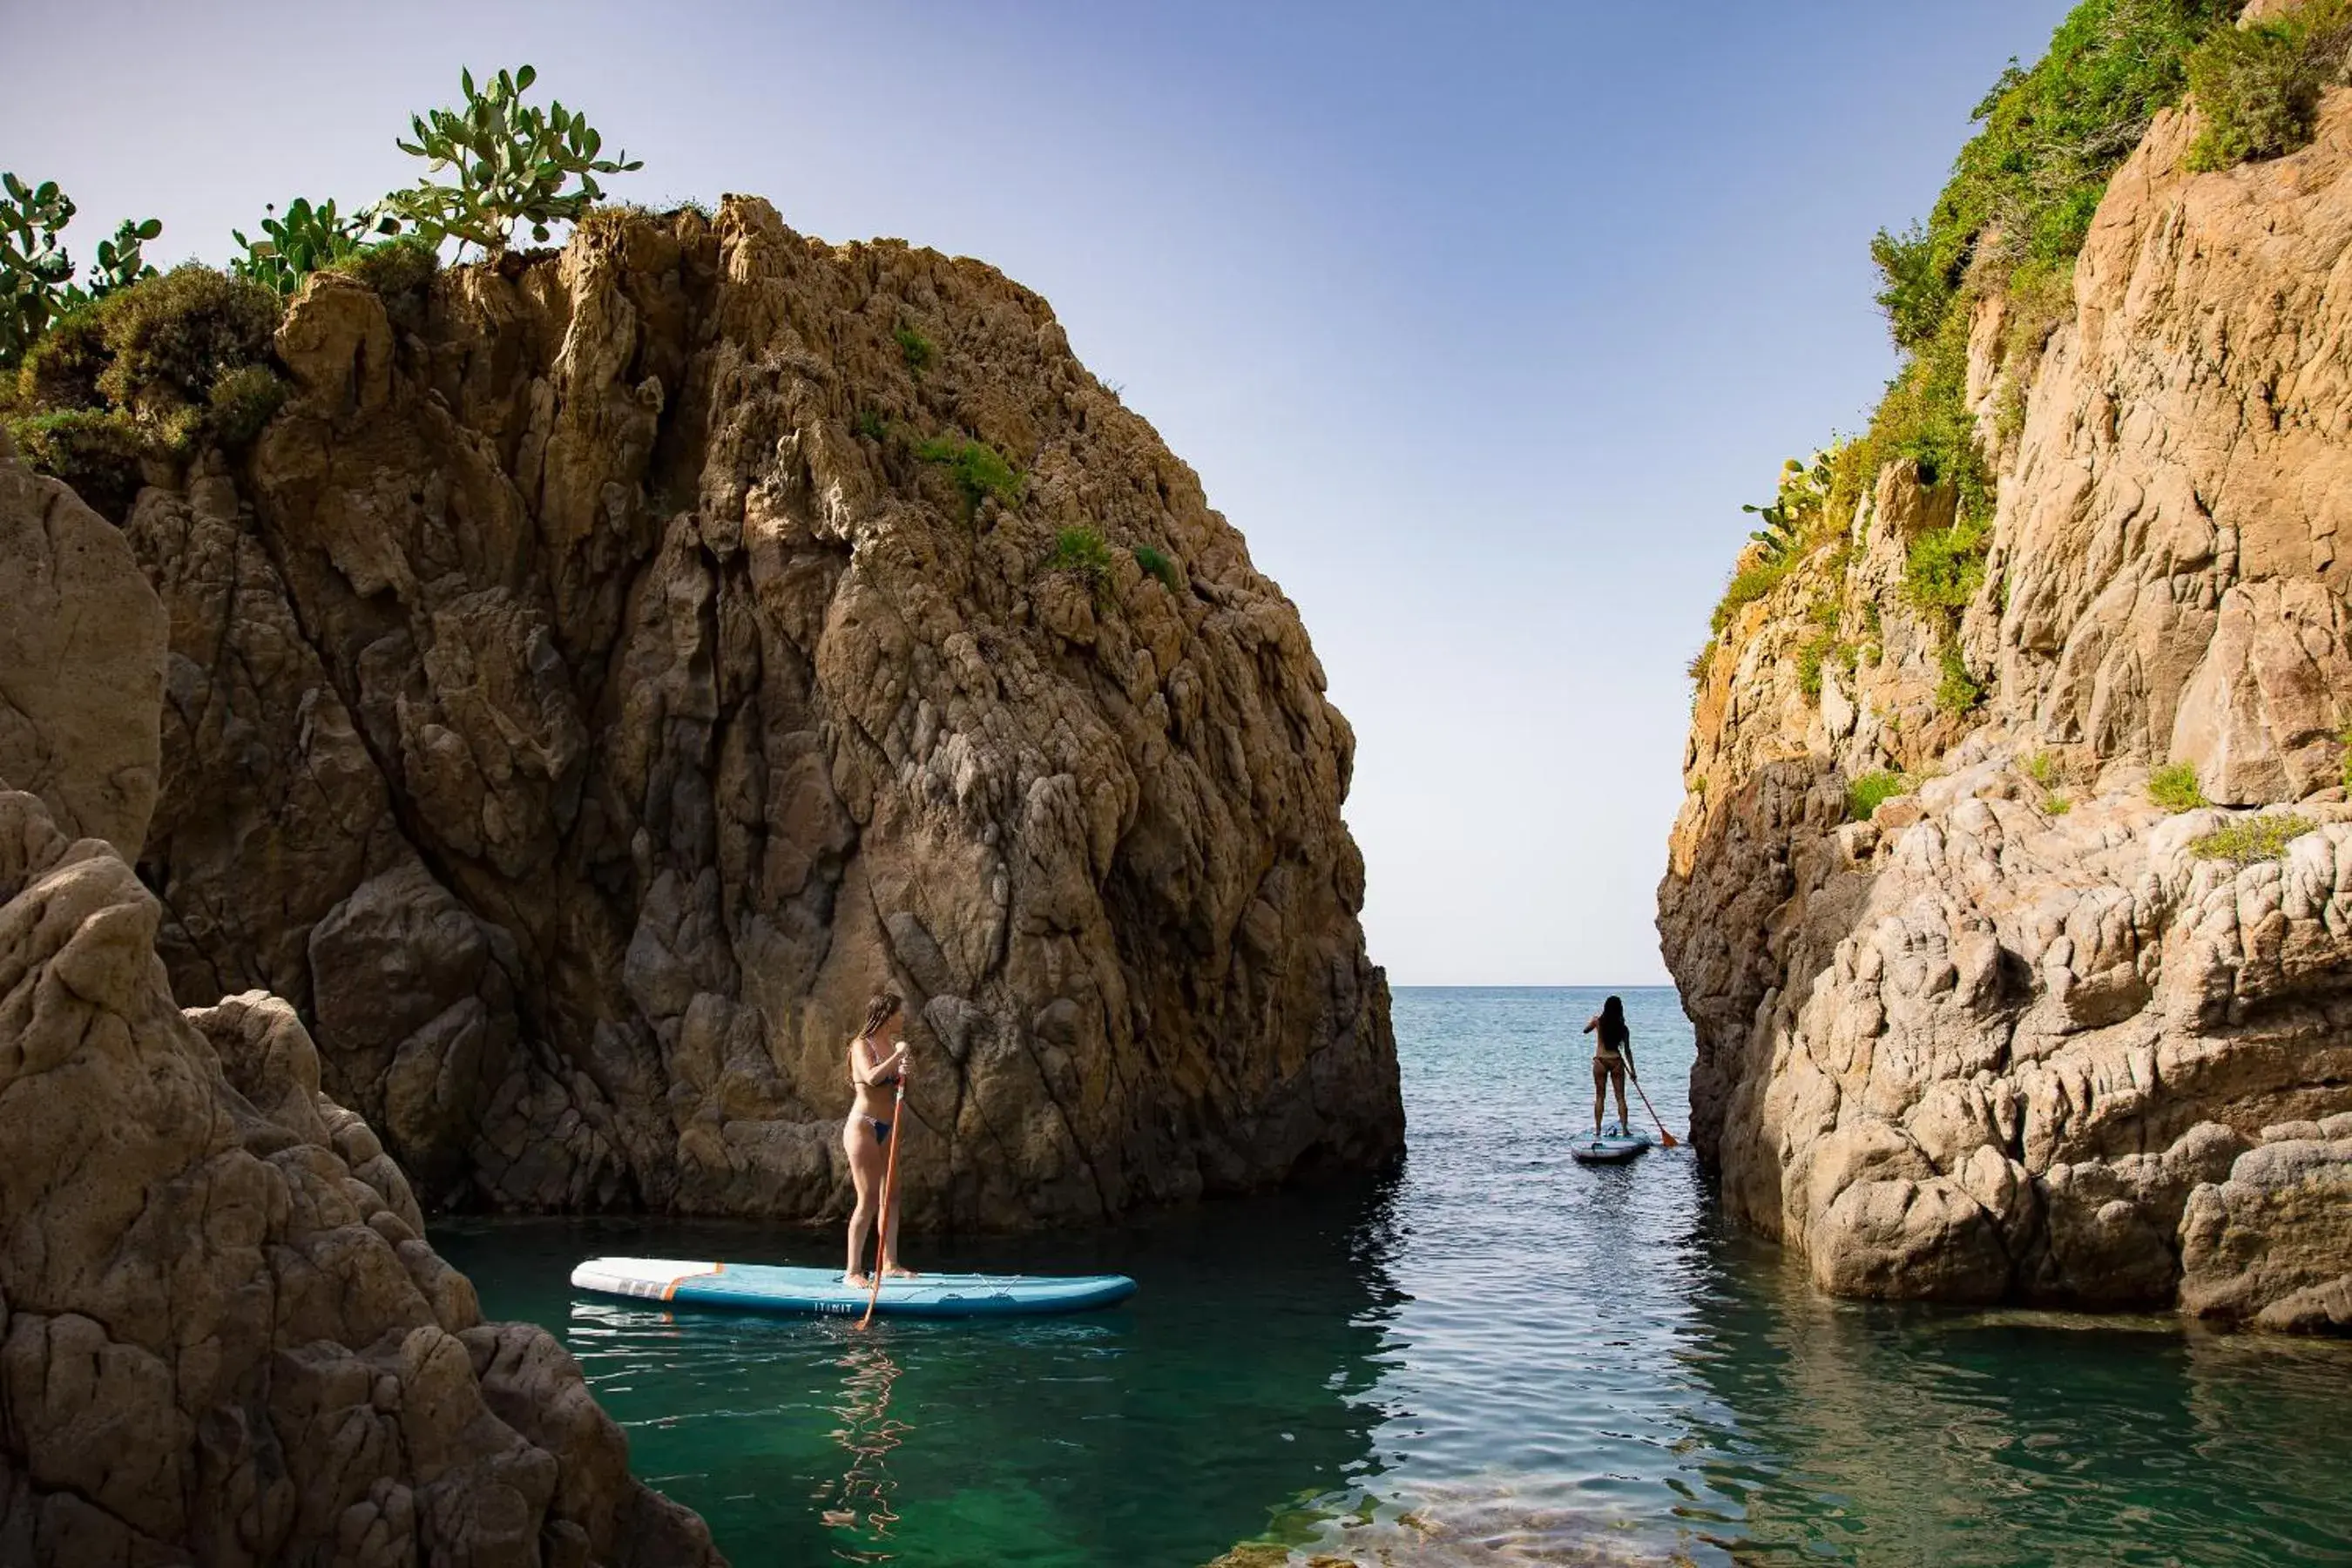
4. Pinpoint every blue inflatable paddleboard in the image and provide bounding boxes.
[1569,1124,1652,1165]
[570,1256,1137,1318]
